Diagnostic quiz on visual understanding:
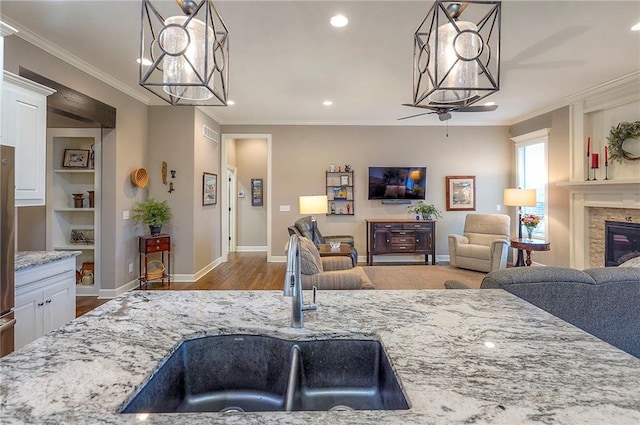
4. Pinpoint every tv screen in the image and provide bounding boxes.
[368,167,427,200]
